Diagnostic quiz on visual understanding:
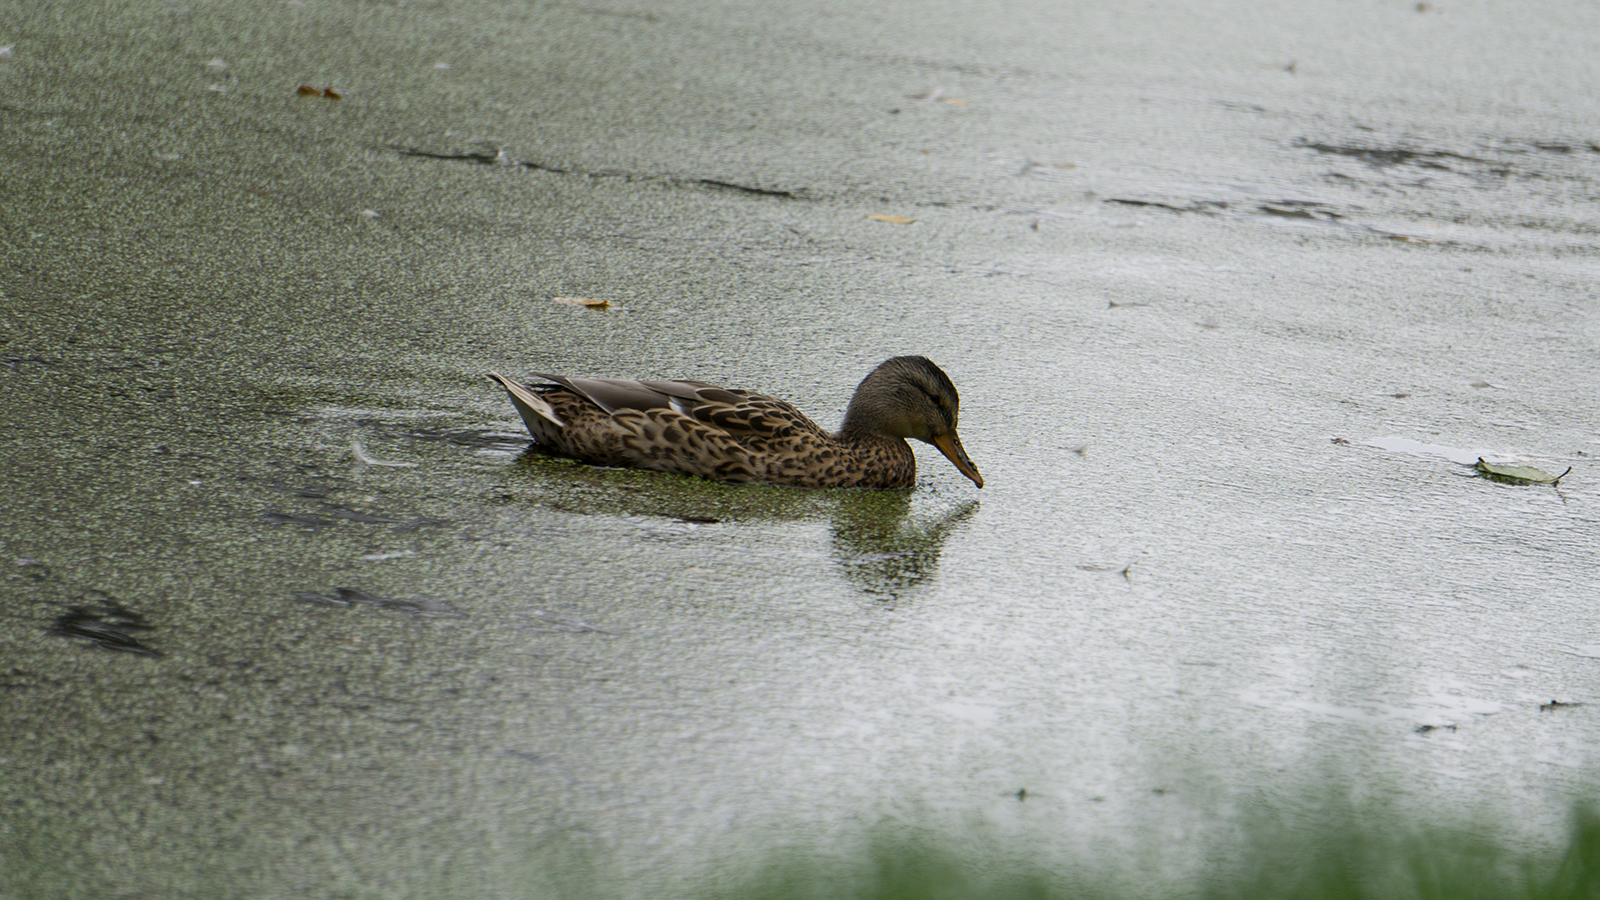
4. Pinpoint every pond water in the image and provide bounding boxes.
[2,0,1598,896]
